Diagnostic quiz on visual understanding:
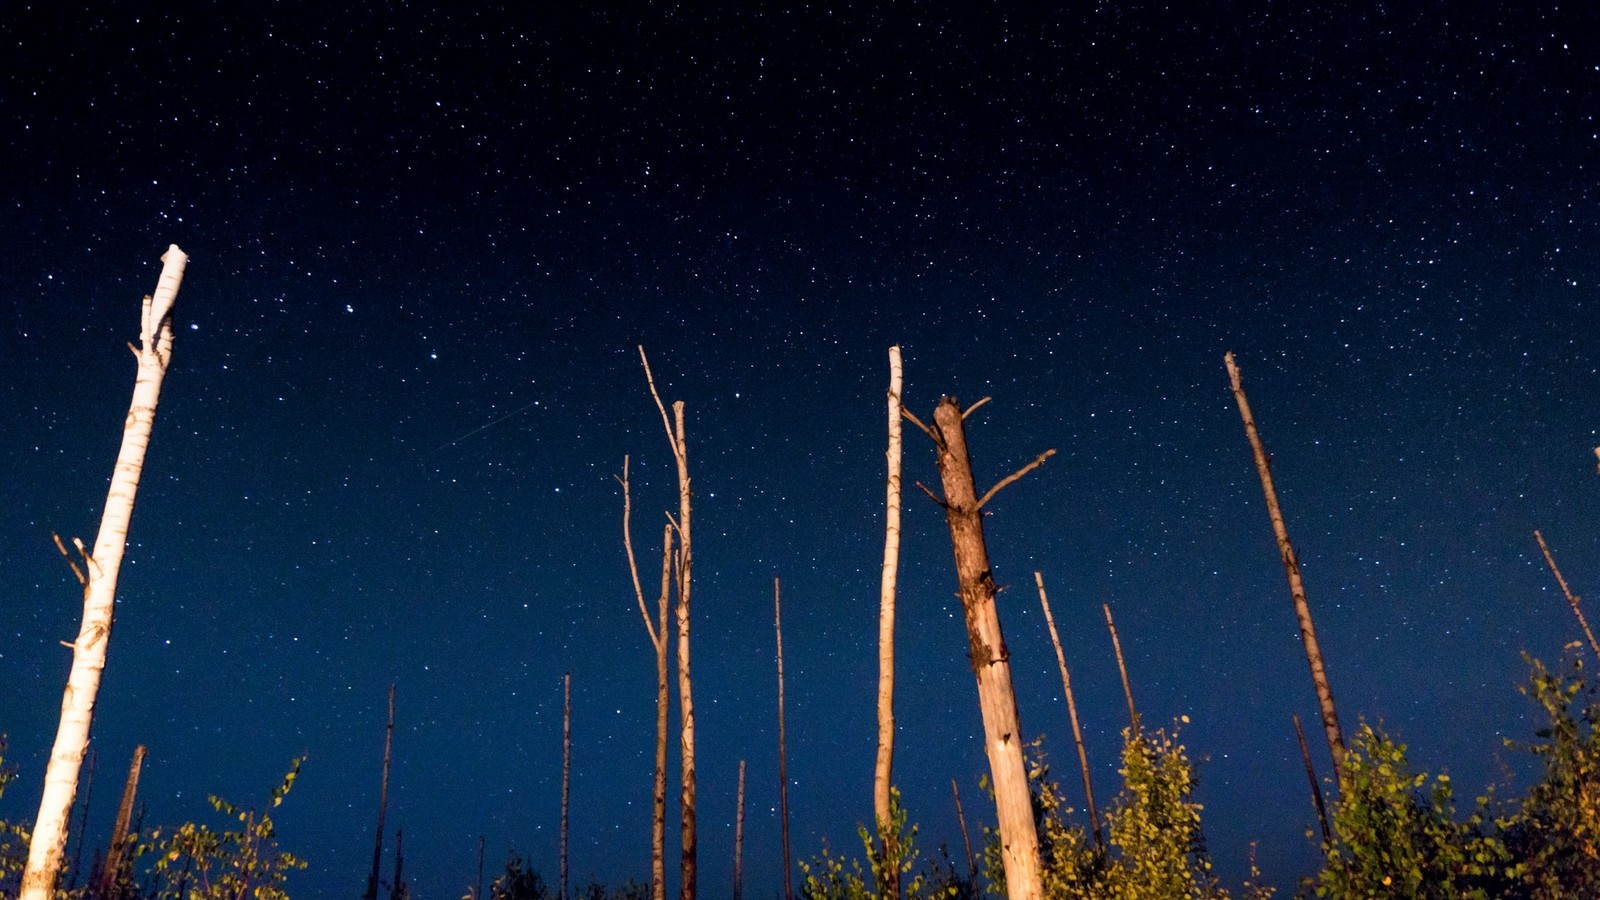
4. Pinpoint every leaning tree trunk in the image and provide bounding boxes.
[22,245,188,900]
[928,397,1045,900]
[875,346,904,897]
[1224,352,1346,783]
[1034,573,1101,851]
[775,577,793,900]
[365,683,396,900]
[94,744,146,899]
[640,347,696,900]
